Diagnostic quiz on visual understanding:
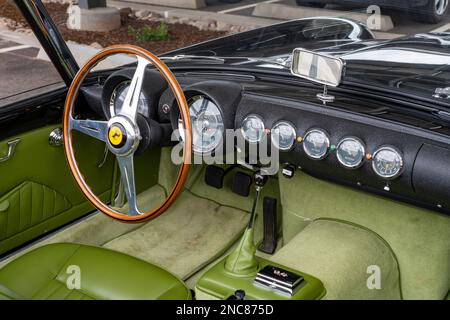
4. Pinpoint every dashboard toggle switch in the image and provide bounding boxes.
[282,164,296,178]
